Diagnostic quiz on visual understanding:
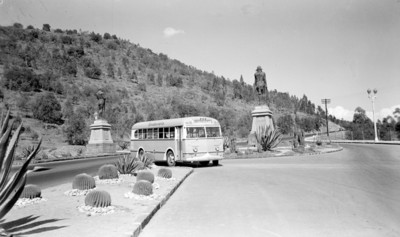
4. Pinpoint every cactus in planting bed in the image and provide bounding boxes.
[0,110,43,223]
[254,125,282,152]
[140,152,155,169]
[84,190,111,207]
[20,184,41,199]
[114,153,144,174]
[72,173,96,190]
[157,168,172,179]
[98,164,119,180]
[136,170,154,183]
[132,180,153,196]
